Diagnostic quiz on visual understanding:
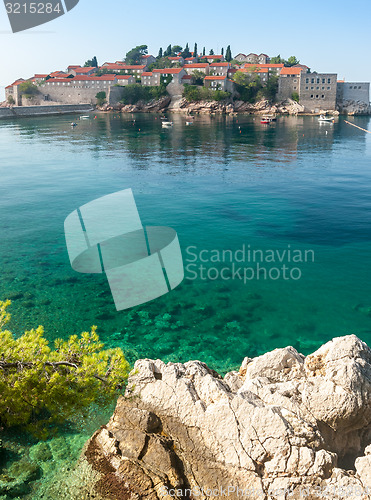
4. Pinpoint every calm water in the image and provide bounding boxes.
[1,112,371,496]
[1,113,371,371]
